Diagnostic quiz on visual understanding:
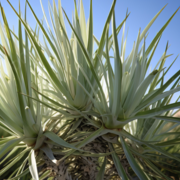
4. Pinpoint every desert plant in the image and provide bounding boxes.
[0,2,82,179]
[0,0,180,179]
